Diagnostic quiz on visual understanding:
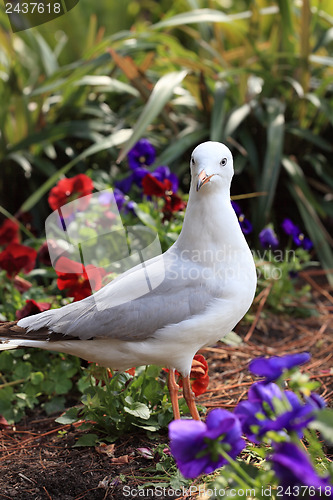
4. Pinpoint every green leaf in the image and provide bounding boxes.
[133,422,161,432]
[256,99,285,228]
[224,103,252,138]
[221,331,243,346]
[117,71,187,162]
[151,9,233,30]
[43,396,66,416]
[74,75,139,96]
[73,433,99,447]
[7,152,32,175]
[210,83,227,142]
[55,378,72,395]
[33,32,59,76]
[124,401,151,420]
[309,54,333,67]
[310,409,333,445]
[287,126,332,152]
[30,372,44,385]
[55,407,80,424]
